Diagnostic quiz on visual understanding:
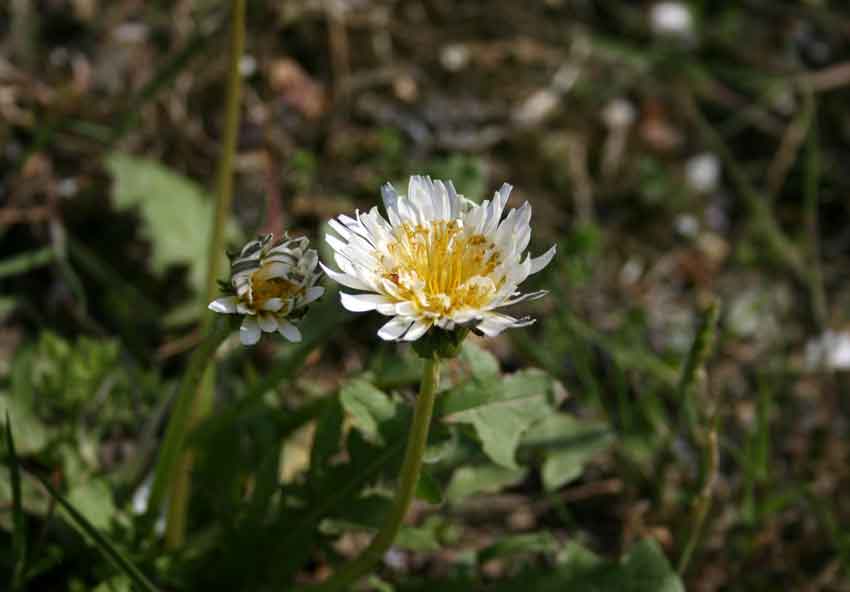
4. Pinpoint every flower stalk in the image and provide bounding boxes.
[146,315,238,523]
[159,0,246,548]
[316,354,441,591]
